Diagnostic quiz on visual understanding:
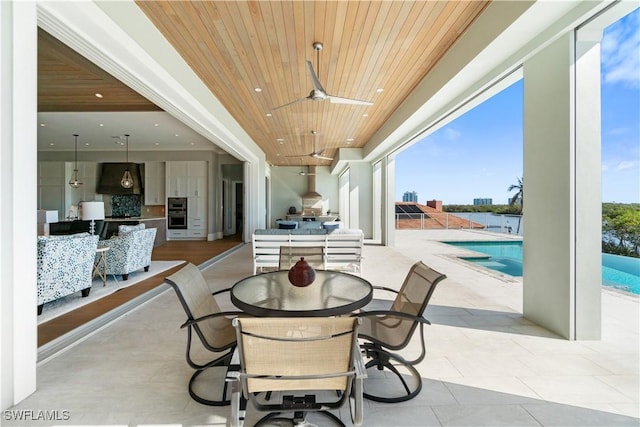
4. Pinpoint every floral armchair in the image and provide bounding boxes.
[37,233,99,315]
[98,228,157,280]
